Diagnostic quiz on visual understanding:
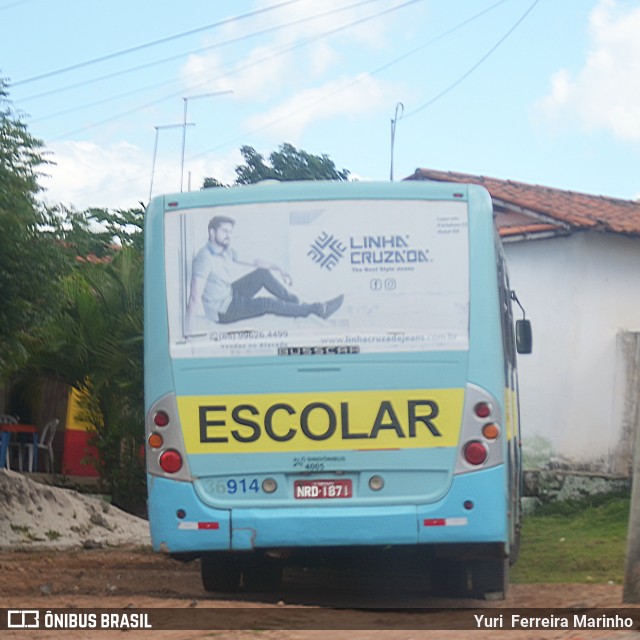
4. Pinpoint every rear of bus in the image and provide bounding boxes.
[144,180,521,597]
